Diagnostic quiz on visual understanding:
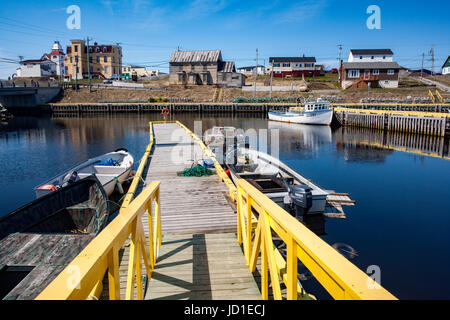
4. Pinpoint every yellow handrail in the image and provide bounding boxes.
[333,107,449,119]
[436,90,443,103]
[36,181,161,300]
[236,179,397,300]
